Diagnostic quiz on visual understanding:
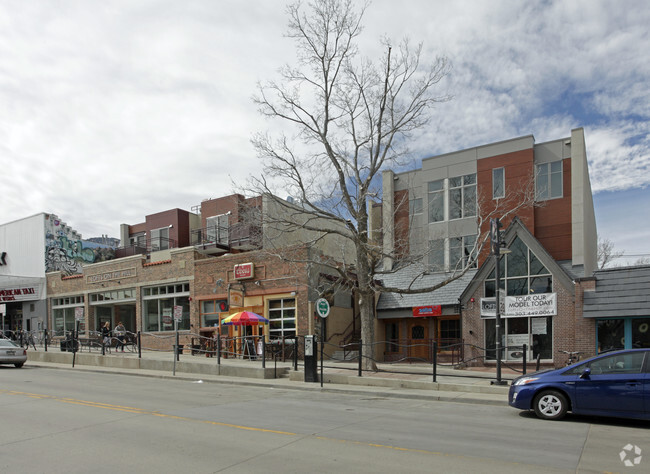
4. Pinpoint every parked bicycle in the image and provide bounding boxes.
[558,350,582,366]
